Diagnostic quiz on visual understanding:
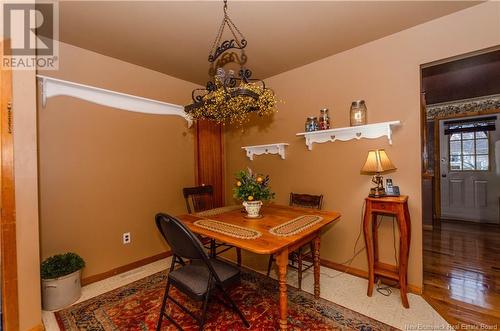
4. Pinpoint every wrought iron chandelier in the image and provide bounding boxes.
[185,0,278,125]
